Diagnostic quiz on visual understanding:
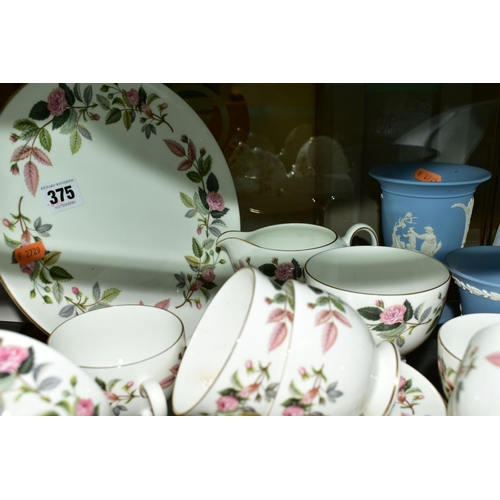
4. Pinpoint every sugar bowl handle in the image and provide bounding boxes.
[138,378,168,416]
